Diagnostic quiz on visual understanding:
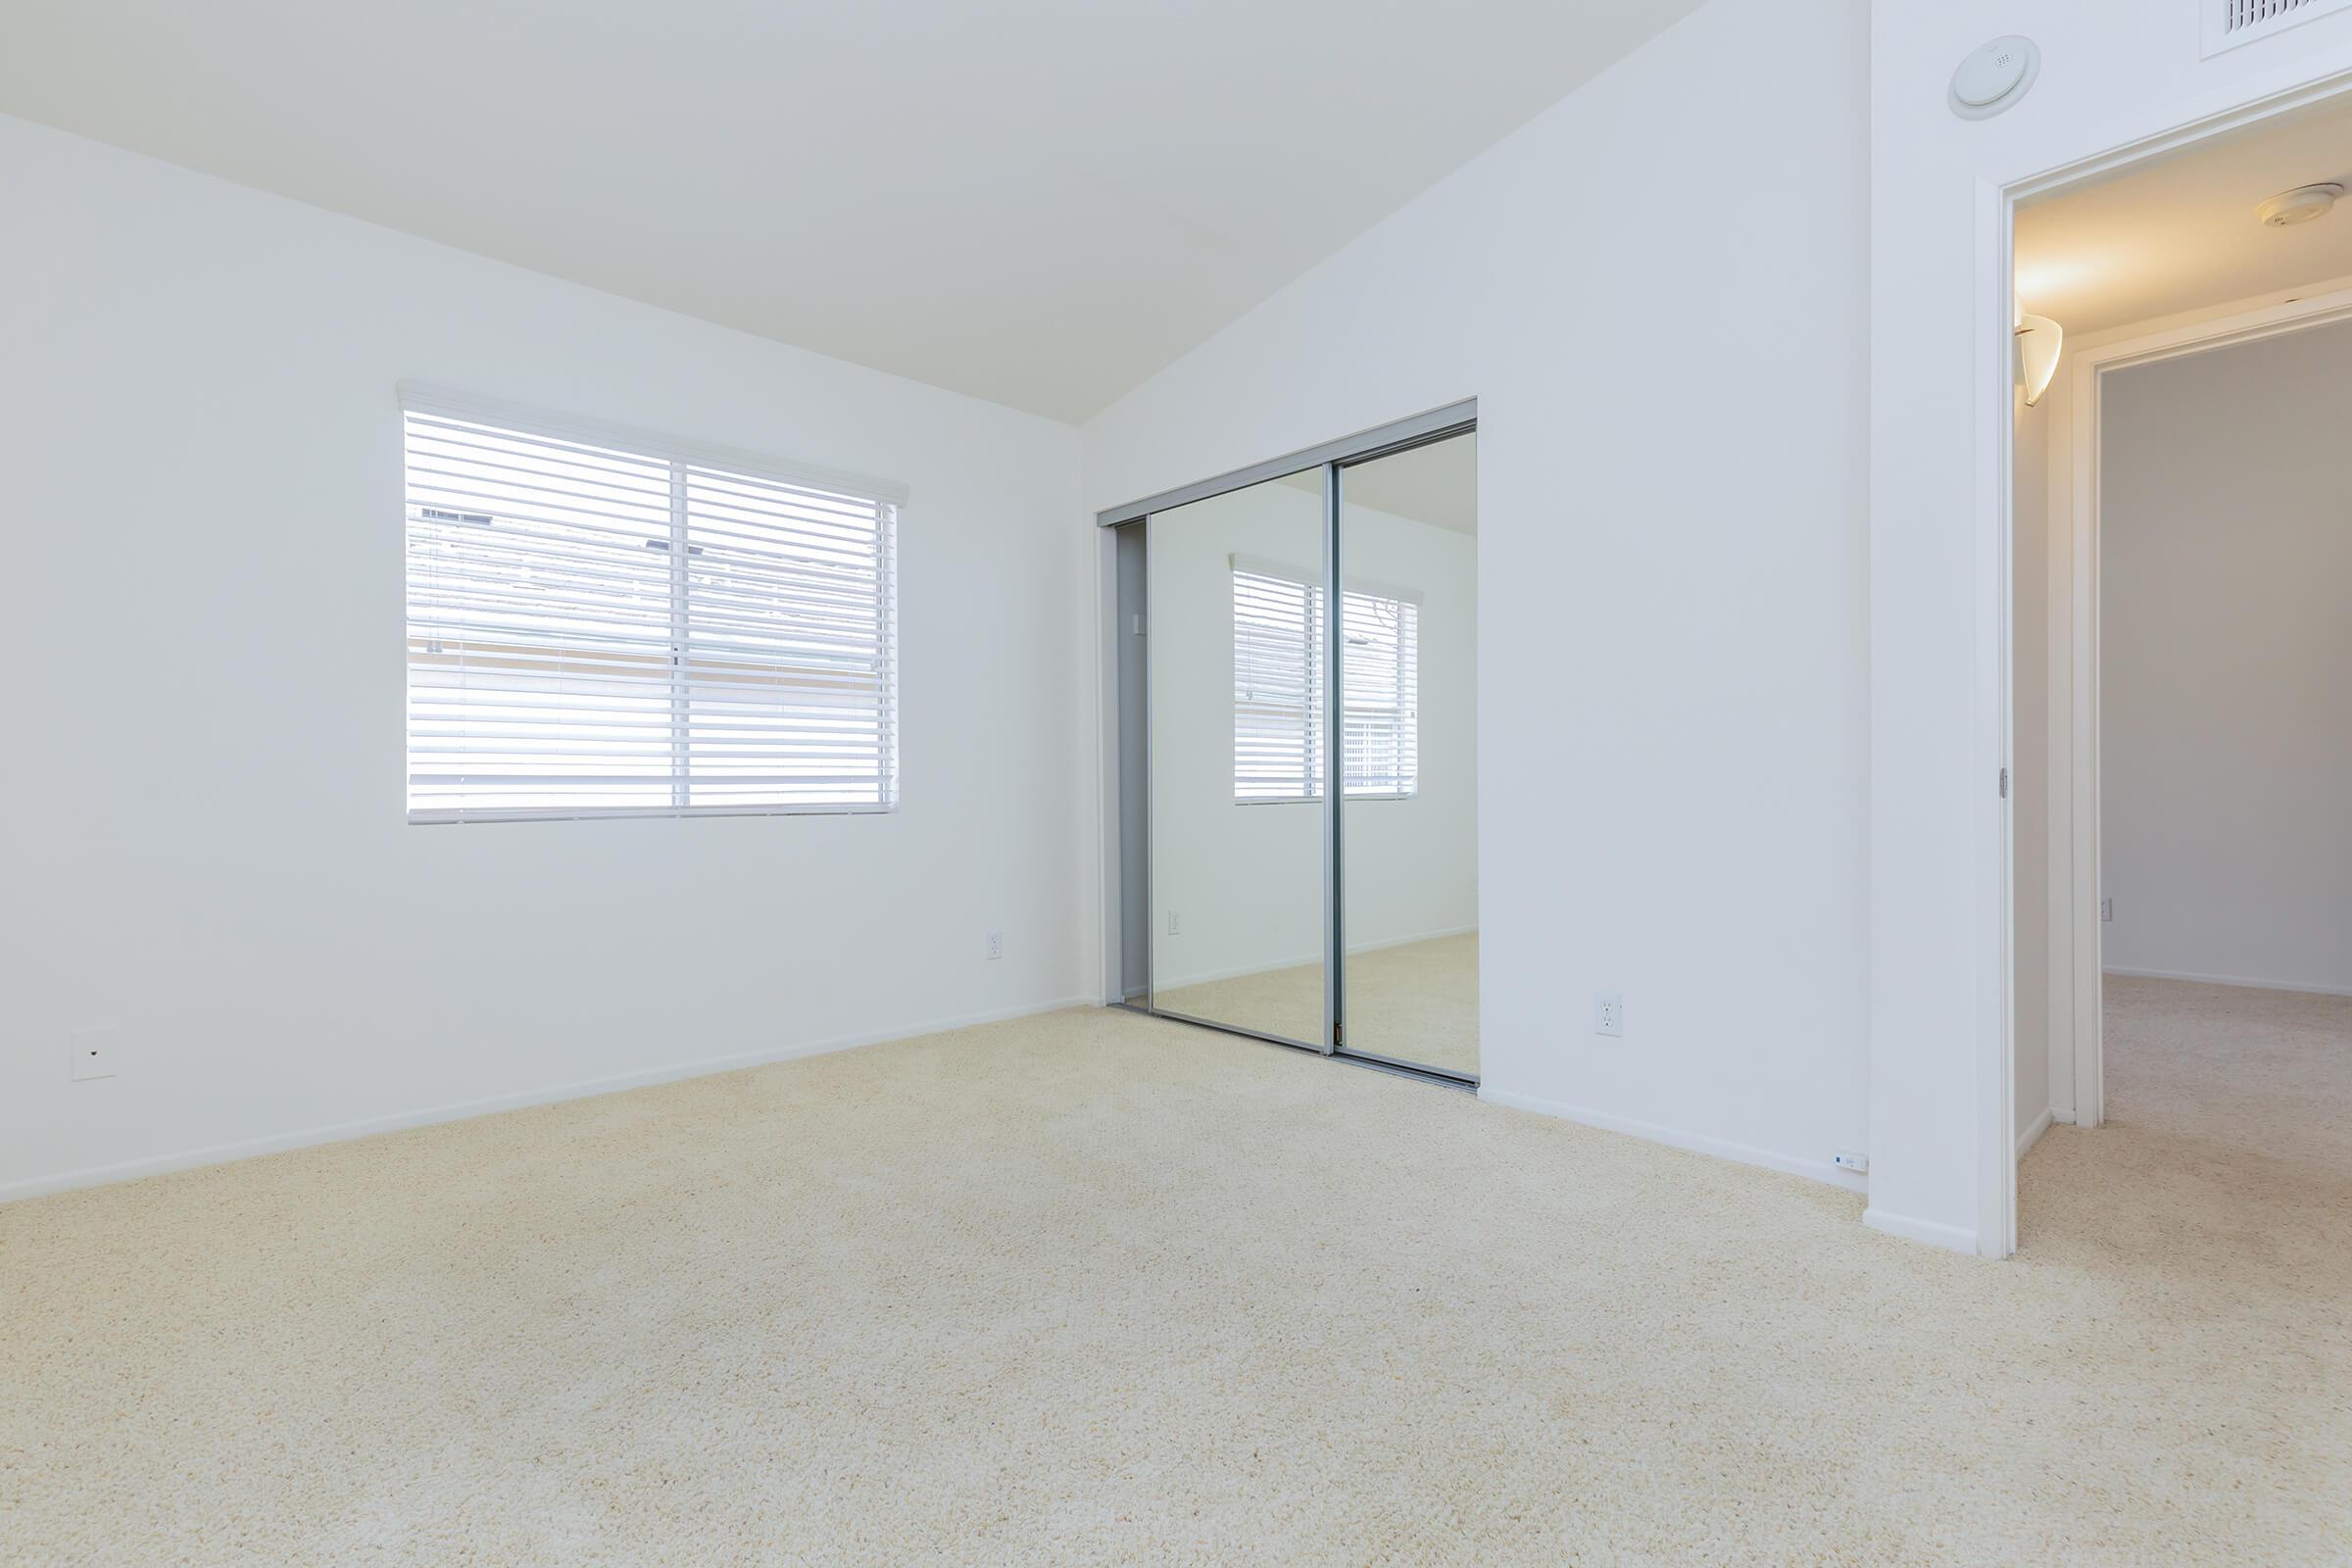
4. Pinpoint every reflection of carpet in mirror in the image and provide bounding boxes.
[1152,932,1478,1078]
